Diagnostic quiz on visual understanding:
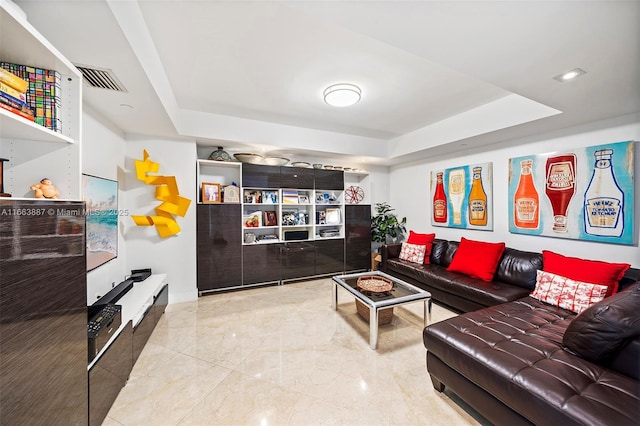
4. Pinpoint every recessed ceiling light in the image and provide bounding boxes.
[553,68,586,82]
[323,83,361,107]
